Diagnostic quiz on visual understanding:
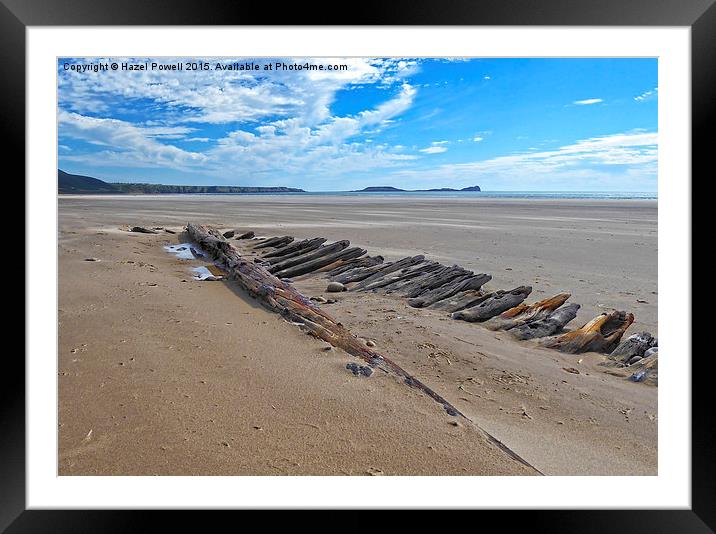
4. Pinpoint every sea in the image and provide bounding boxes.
[186,191,657,200]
